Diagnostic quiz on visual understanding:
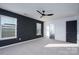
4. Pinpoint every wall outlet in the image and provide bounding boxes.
[19,38,21,40]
